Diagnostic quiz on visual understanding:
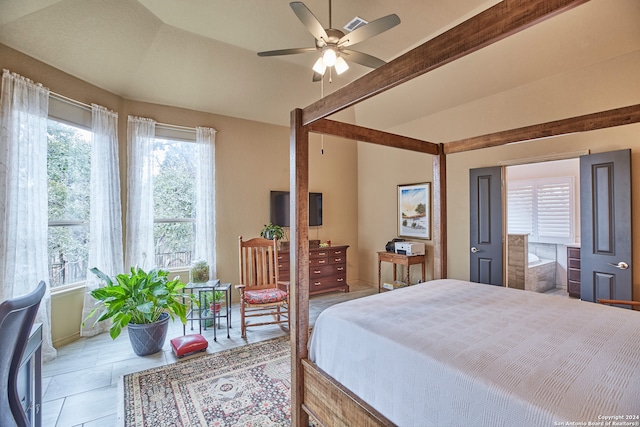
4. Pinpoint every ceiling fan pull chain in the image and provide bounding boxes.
[321,78,325,155]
